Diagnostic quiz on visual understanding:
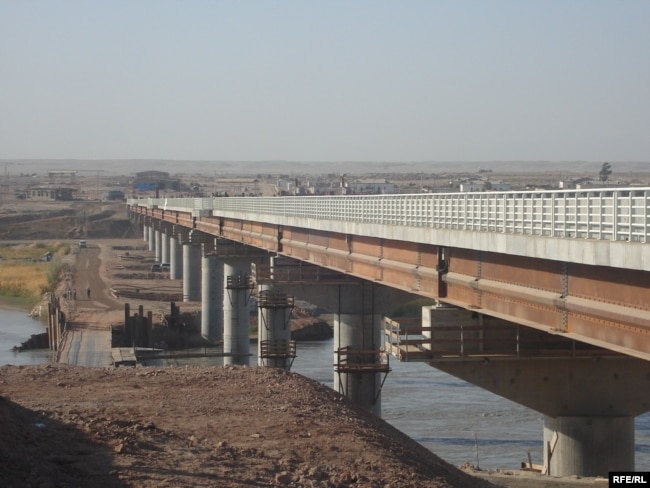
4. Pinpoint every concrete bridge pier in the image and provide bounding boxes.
[543,415,634,477]
[333,281,386,417]
[143,224,149,243]
[285,280,409,416]
[148,224,155,251]
[201,250,223,341]
[257,283,294,370]
[161,230,170,264]
[170,235,182,280]
[432,352,650,477]
[182,243,201,302]
[154,229,162,262]
[223,261,253,366]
